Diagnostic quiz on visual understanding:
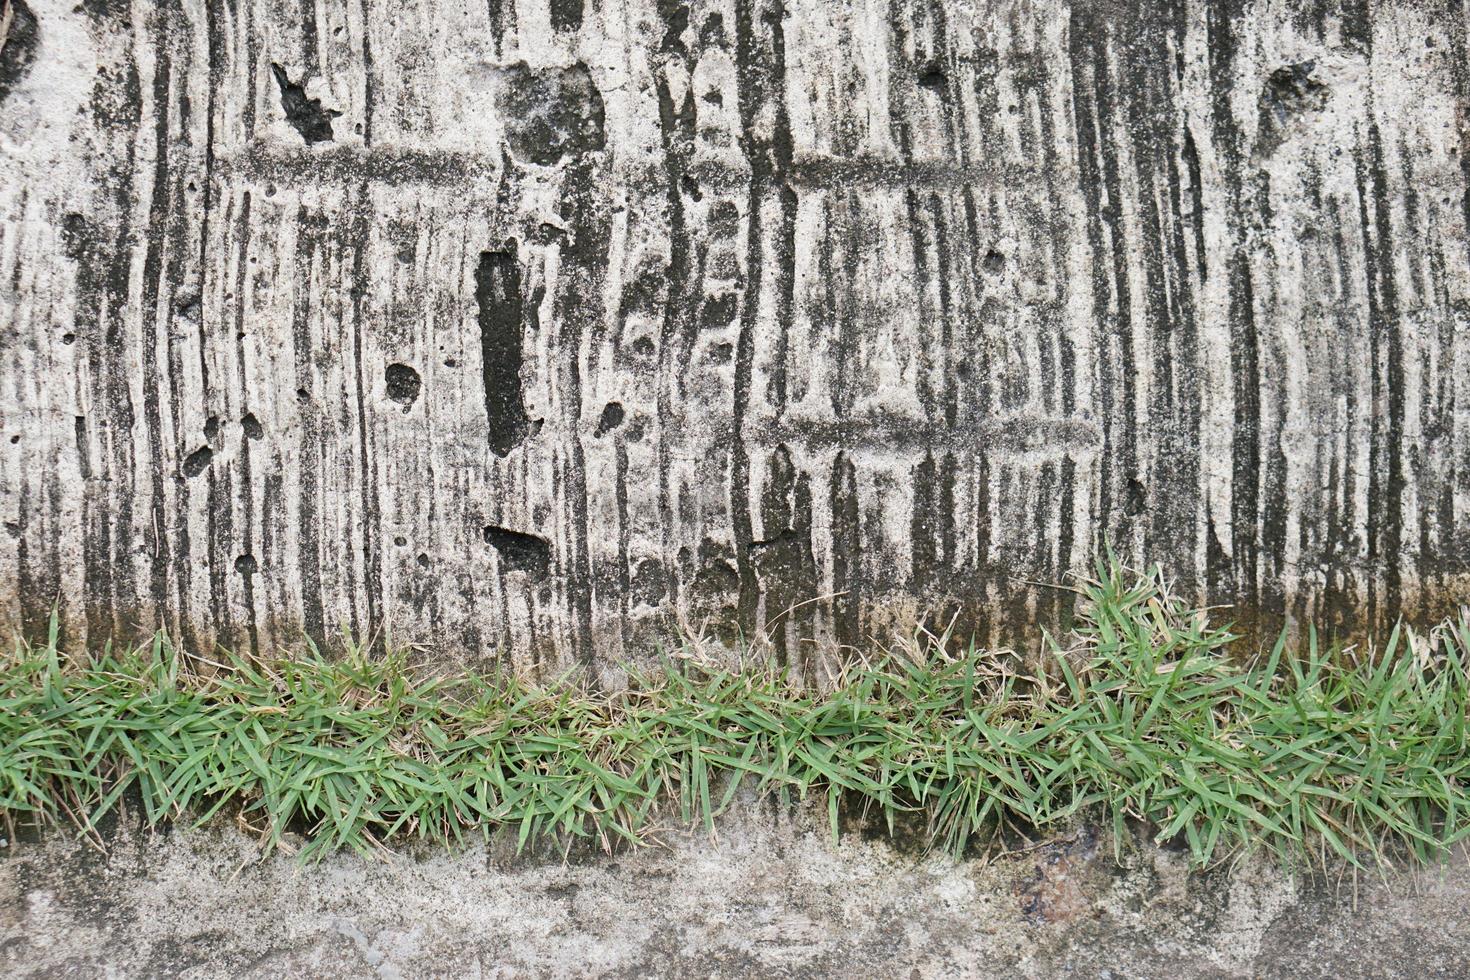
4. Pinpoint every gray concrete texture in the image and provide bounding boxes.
[3,0,1470,674]
[5,804,1470,977]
